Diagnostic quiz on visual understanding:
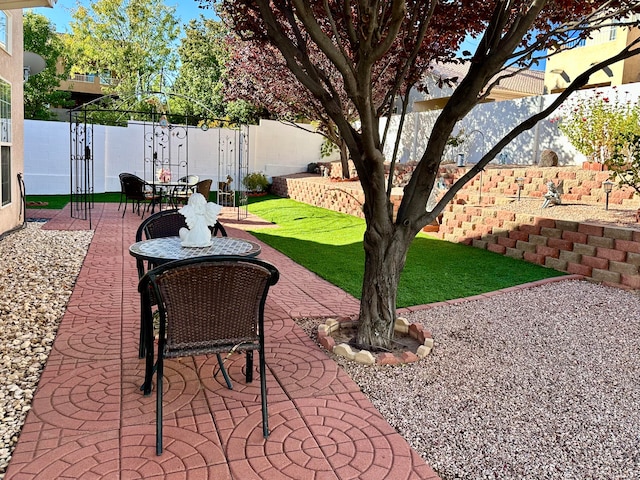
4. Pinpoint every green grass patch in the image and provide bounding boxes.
[26,192,123,209]
[26,191,246,209]
[247,196,565,307]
